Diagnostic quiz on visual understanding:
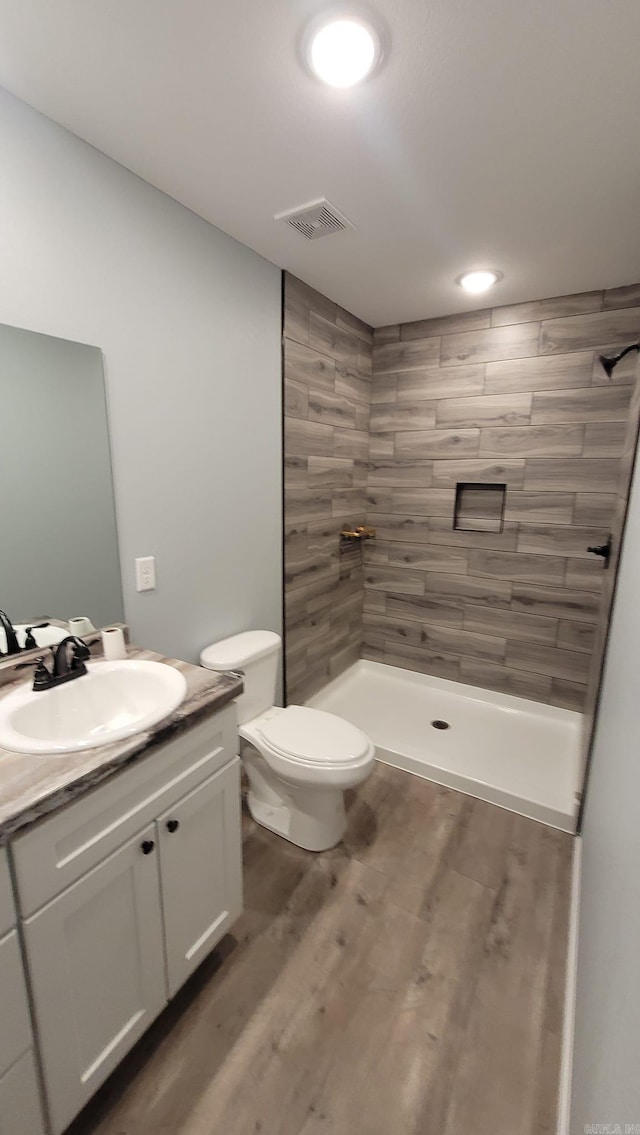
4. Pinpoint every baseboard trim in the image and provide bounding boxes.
[557,834,582,1135]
